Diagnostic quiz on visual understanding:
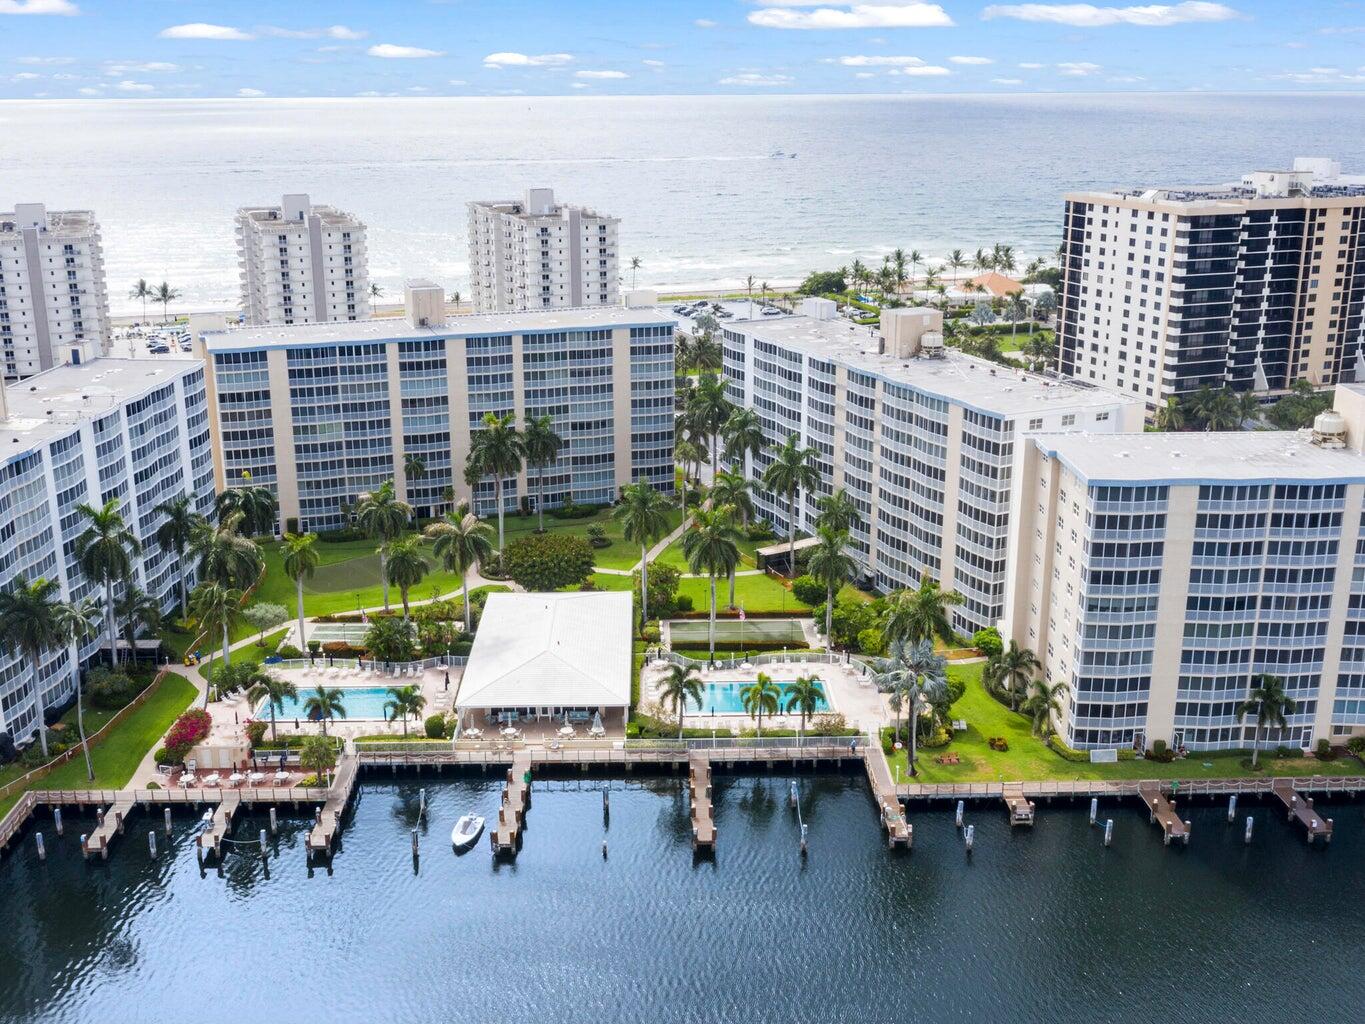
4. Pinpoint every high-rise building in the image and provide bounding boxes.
[0,203,111,380]
[235,193,370,326]
[0,357,214,747]
[720,302,1145,636]
[201,283,673,534]
[468,188,619,313]
[1003,384,1365,752]
[1057,156,1365,411]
